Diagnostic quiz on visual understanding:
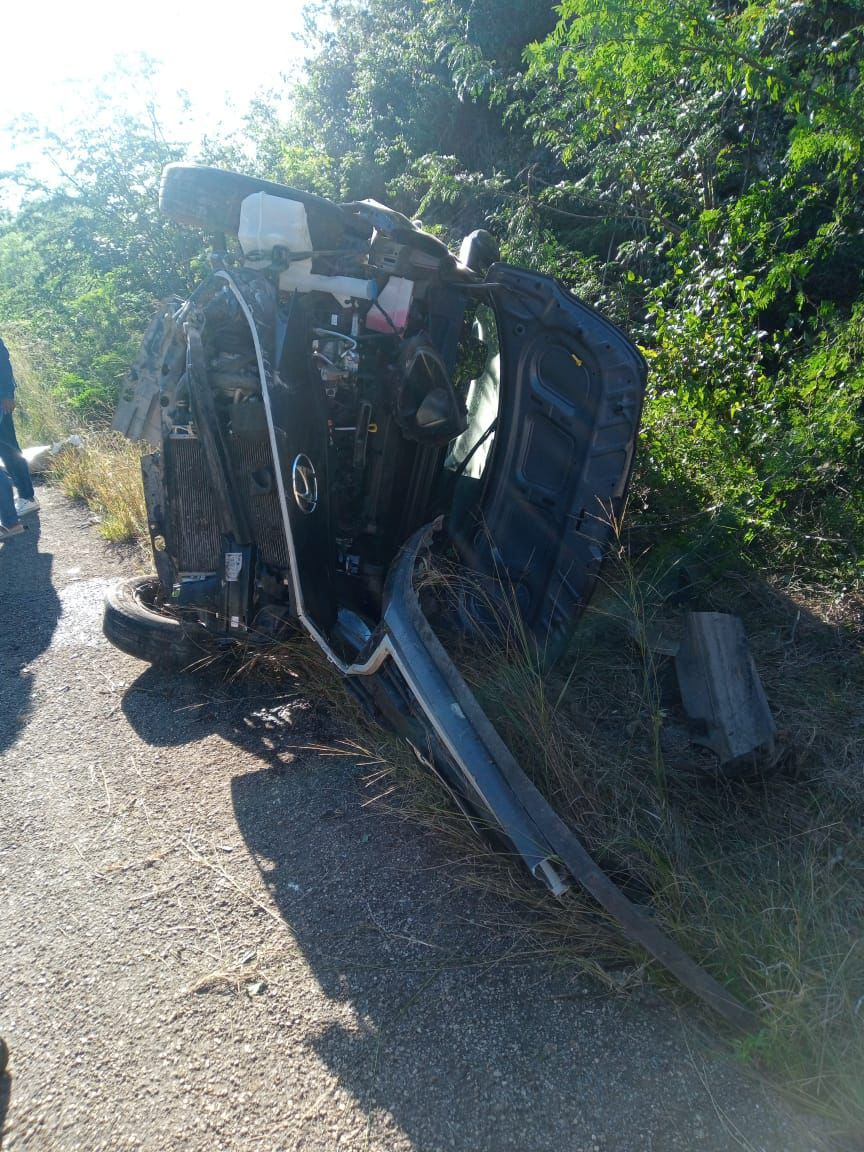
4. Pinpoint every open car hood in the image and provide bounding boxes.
[469,265,646,664]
